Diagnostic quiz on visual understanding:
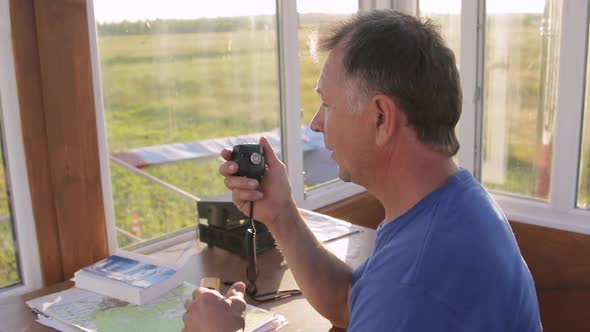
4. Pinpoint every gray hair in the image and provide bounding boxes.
[318,10,462,156]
